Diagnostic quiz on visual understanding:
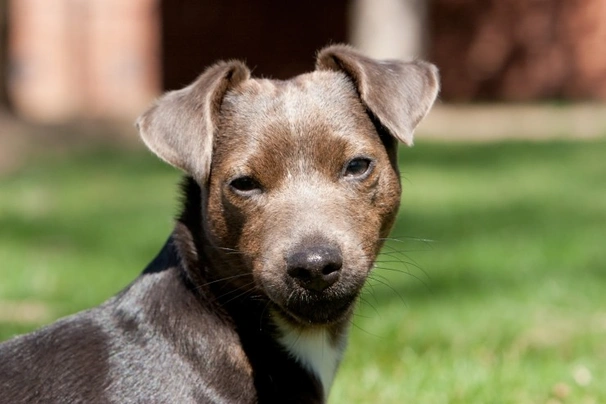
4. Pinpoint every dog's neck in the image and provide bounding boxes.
[272,312,349,398]
[169,176,348,401]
